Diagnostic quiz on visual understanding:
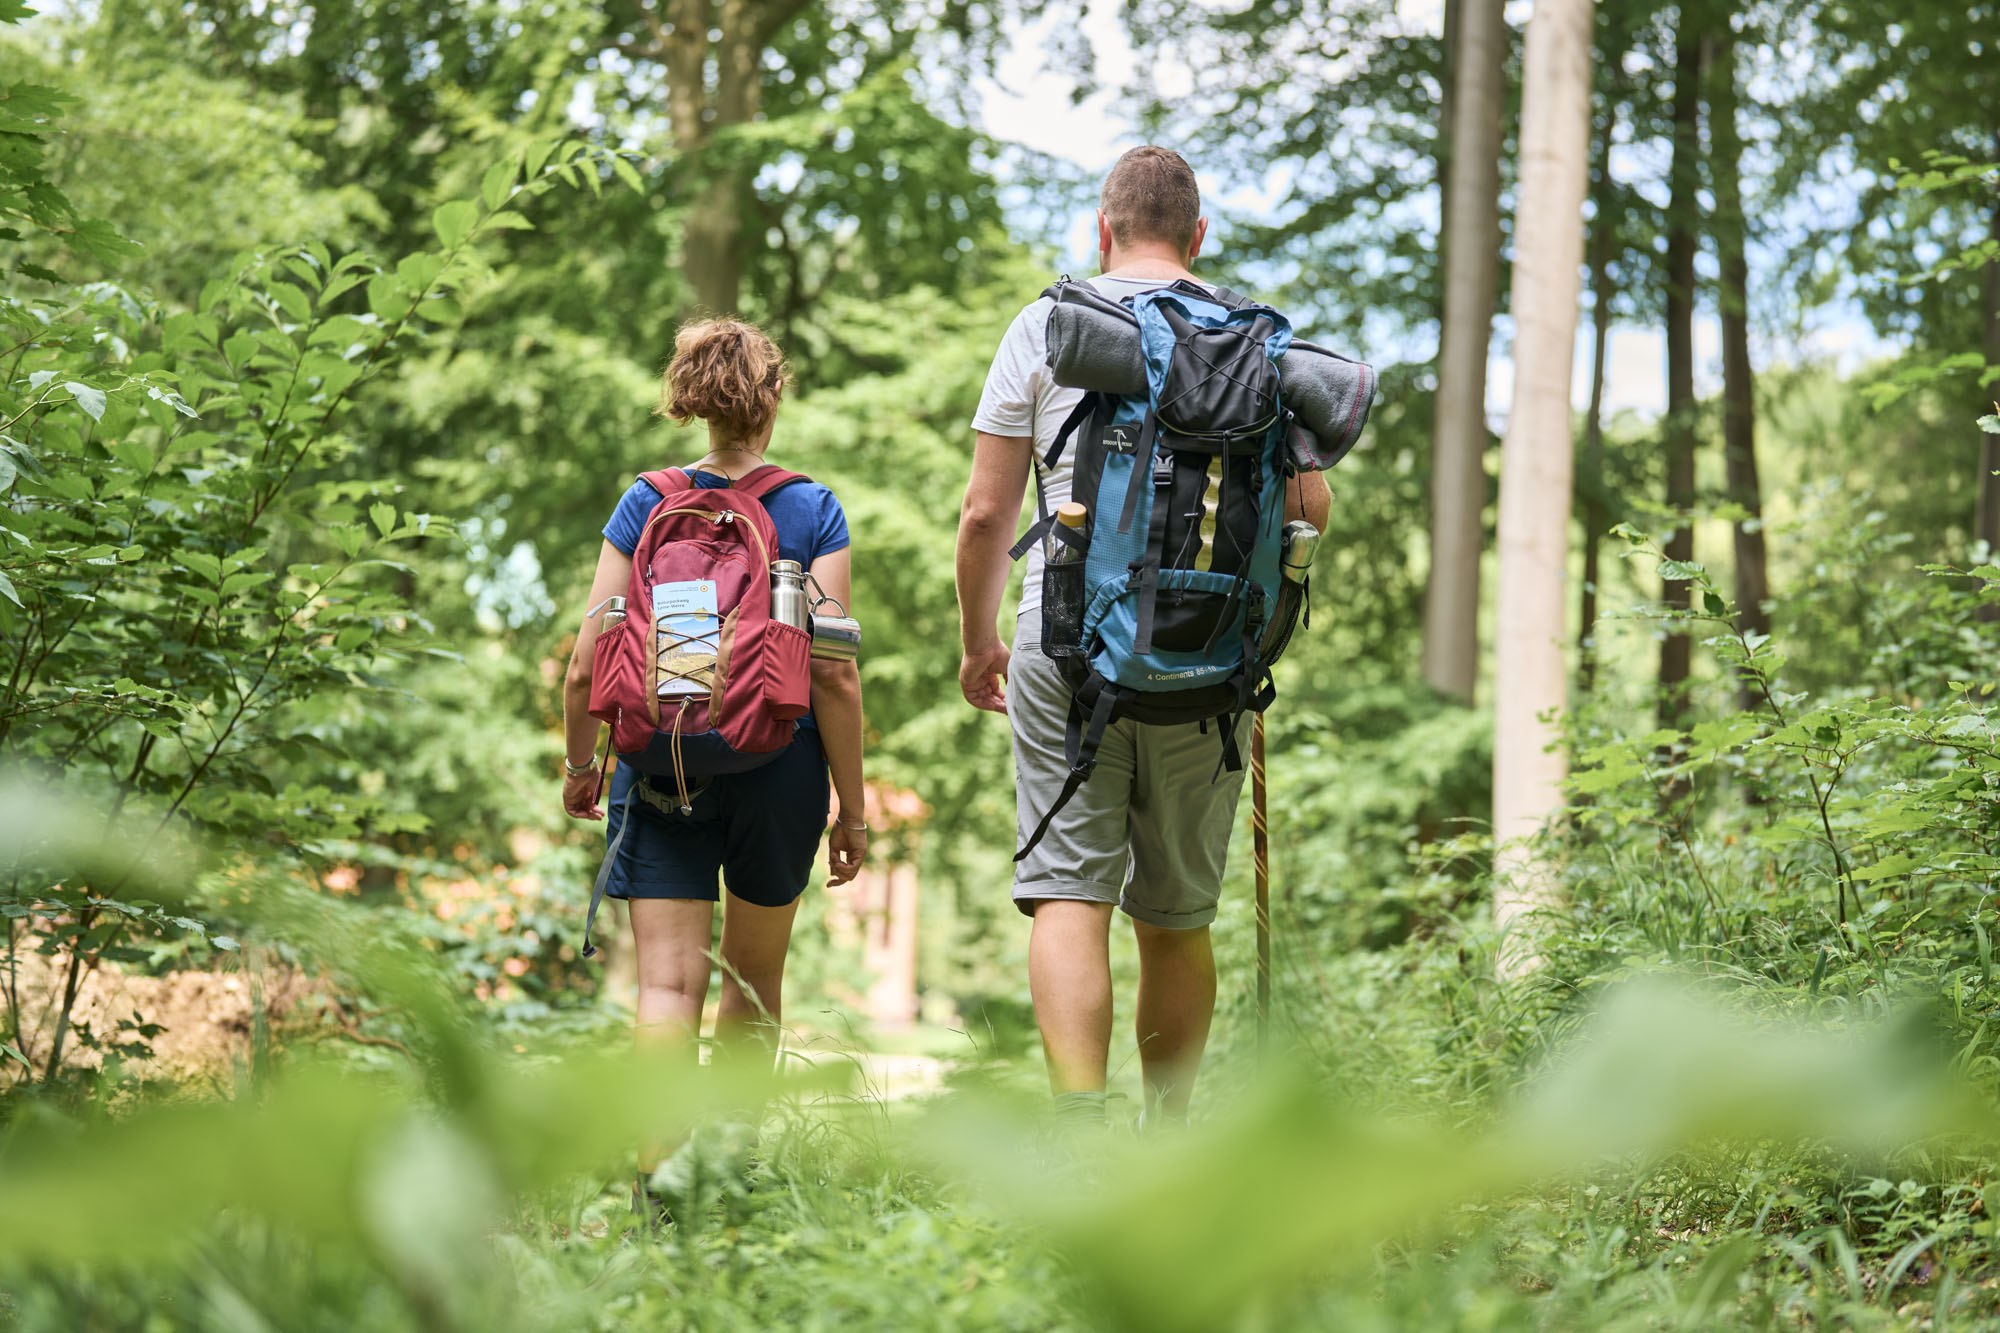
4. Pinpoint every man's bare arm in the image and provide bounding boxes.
[1286,468,1332,531]
[956,431,1033,712]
